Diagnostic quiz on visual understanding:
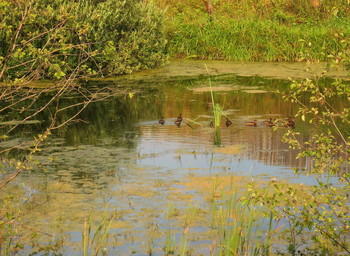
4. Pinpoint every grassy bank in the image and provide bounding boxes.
[169,18,350,61]
[155,0,350,62]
